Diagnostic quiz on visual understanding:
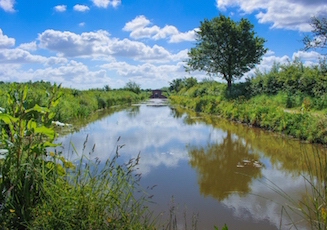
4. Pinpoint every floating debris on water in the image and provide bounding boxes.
[237,162,245,168]
[237,159,264,168]
[52,121,72,127]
